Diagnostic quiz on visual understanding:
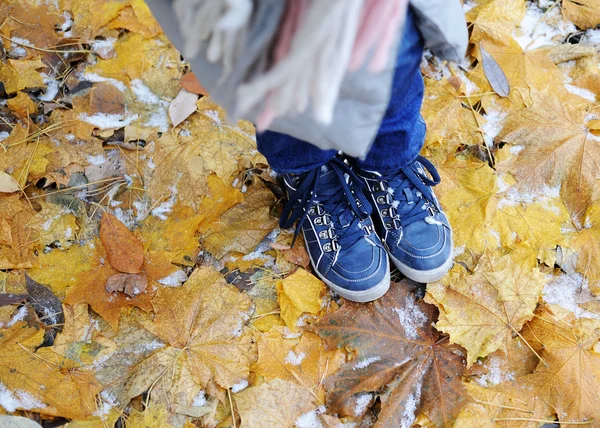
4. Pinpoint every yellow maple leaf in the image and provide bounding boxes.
[253,329,345,402]
[563,0,600,30]
[0,323,101,419]
[467,0,526,45]
[497,92,600,224]
[0,58,45,94]
[568,202,600,294]
[234,378,318,428]
[142,266,256,396]
[276,268,326,331]
[516,304,600,424]
[425,251,546,366]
